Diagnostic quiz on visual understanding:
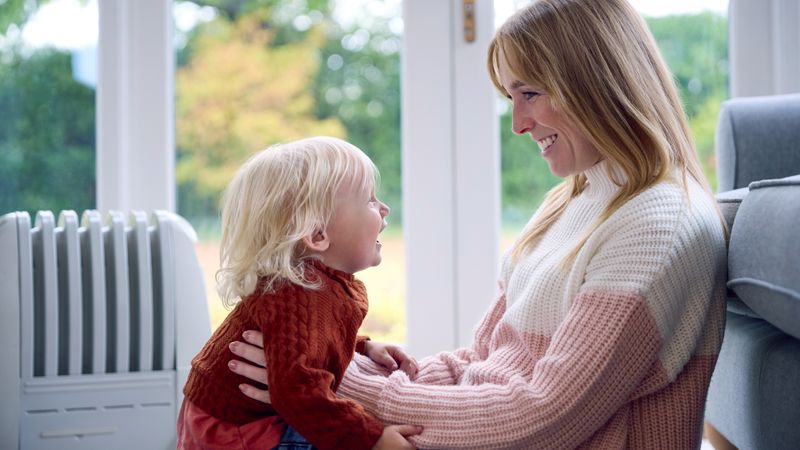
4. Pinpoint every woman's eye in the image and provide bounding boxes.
[522,91,539,100]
